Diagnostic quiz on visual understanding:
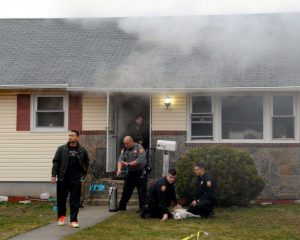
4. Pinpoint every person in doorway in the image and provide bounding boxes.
[141,169,181,221]
[187,163,217,218]
[51,130,89,228]
[123,114,148,149]
[116,136,147,211]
